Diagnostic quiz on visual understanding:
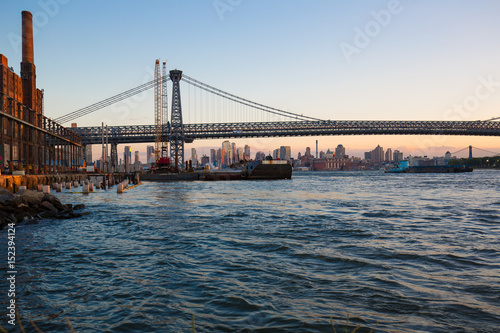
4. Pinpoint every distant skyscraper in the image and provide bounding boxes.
[335,144,345,158]
[393,150,403,163]
[210,149,217,165]
[231,143,237,164]
[124,146,131,171]
[134,151,140,171]
[372,145,384,163]
[191,148,198,166]
[305,147,311,157]
[244,145,251,160]
[147,145,155,164]
[280,146,291,160]
[255,151,266,160]
[222,141,232,166]
[85,145,92,164]
[273,149,279,160]
[237,147,244,162]
[385,148,393,162]
[200,155,210,166]
[216,148,222,167]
